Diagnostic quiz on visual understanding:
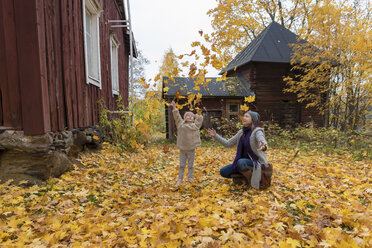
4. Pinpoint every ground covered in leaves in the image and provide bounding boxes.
[0,142,371,247]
